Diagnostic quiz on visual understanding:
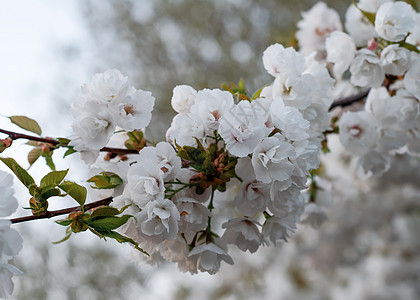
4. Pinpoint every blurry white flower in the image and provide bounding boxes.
[81,69,129,104]
[262,43,306,78]
[0,171,18,217]
[296,2,342,59]
[222,218,263,253]
[326,31,356,76]
[171,85,197,114]
[188,239,234,274]
[137,198,180,243]
[404,57,420,99]
[350,49,385,88]
[0,220,23,261]
[406,13,420,47]
[380,45,411,76]
[262,214,298,244]
[344,5,377,47]
[0,262,22,299]
[252,133,296,184]
[300,203,328,228]
[375,1,416,42]
[339,111,380,155]
[356,148,391,178]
